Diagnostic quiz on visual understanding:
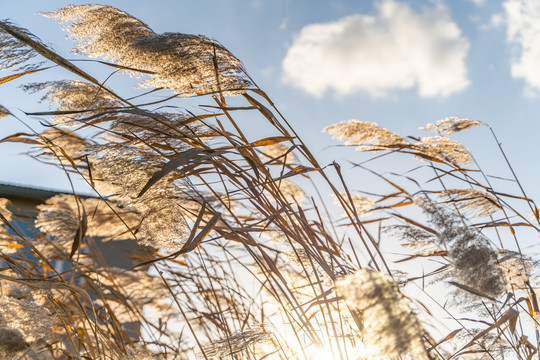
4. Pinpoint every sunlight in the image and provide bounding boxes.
[295,331,368,360]
[306,345,336,360]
